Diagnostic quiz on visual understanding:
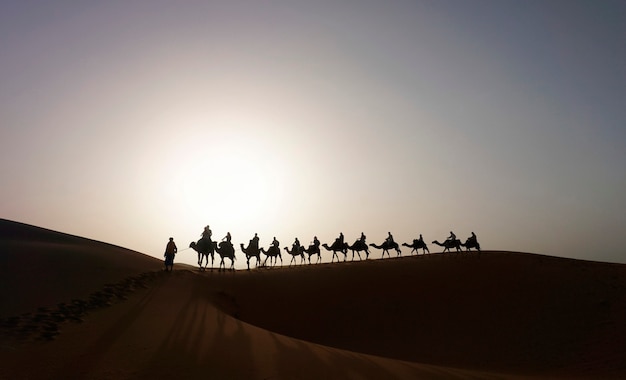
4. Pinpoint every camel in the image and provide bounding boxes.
[402,239,430,255]
[369,241,402,258]
[189,238,214,270]
[347,240,369,261]
[322,241,348,262]
[260,246,282,267]
[461,237,481,252]
[284,246,305,266]
[431,239,463,253]
[303,243,322,264]
[240,242,261,270]
[213,241,236,271]
[190,239,235,271]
